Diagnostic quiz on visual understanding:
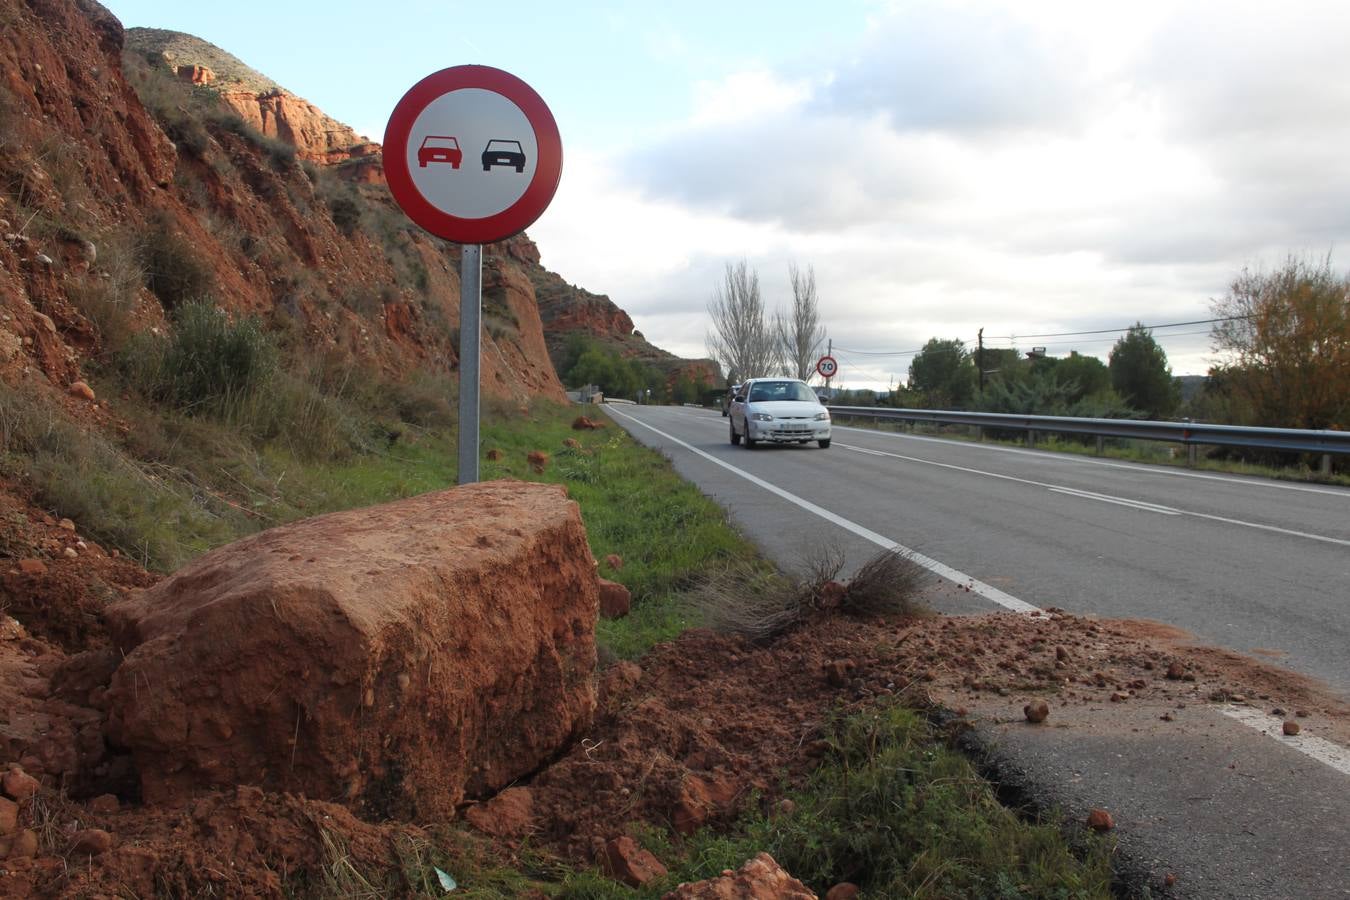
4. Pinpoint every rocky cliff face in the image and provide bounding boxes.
[517,238,723,390]
[0,0,568,406]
